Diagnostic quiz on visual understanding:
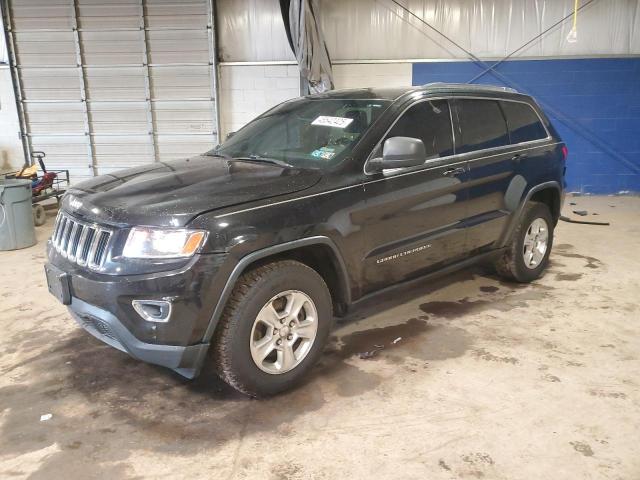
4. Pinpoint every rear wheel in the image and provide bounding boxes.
[495,201,554,283]
[212,260,332,397]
